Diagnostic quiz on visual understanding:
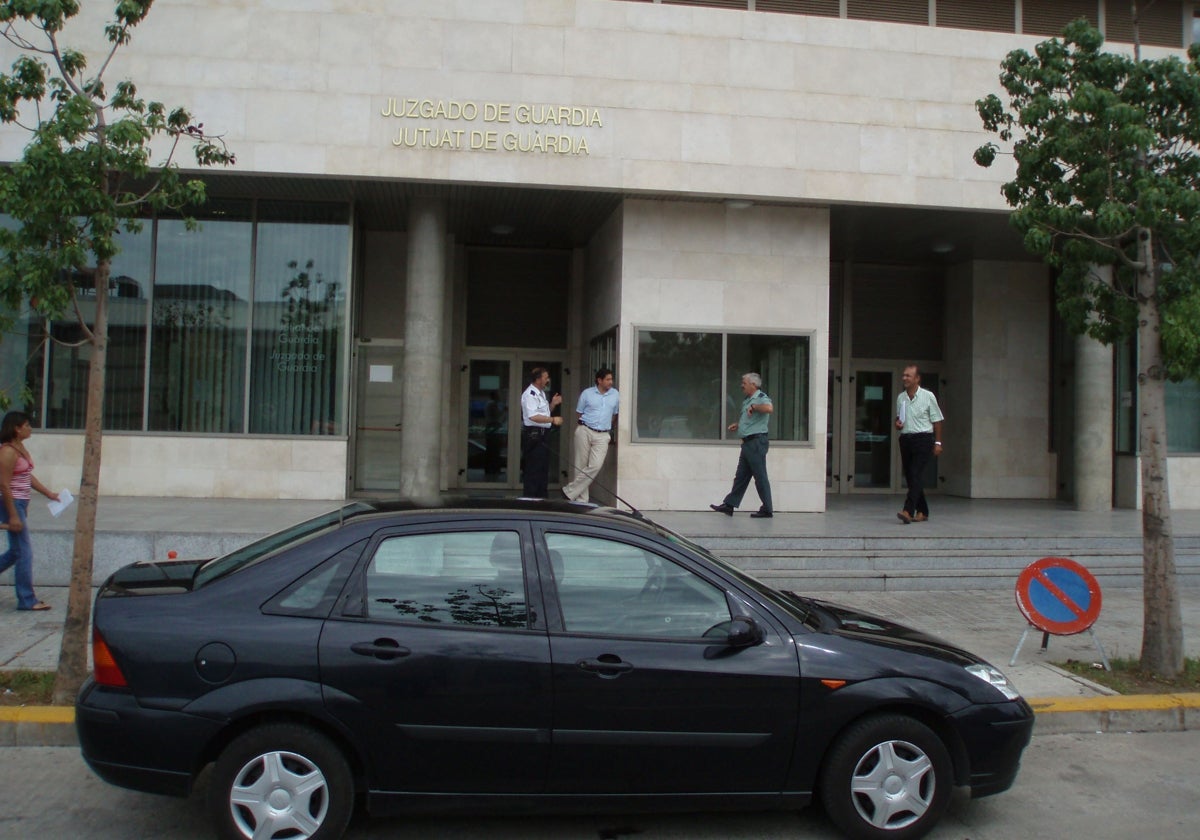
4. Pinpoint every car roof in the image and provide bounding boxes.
[340,497,660,534]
